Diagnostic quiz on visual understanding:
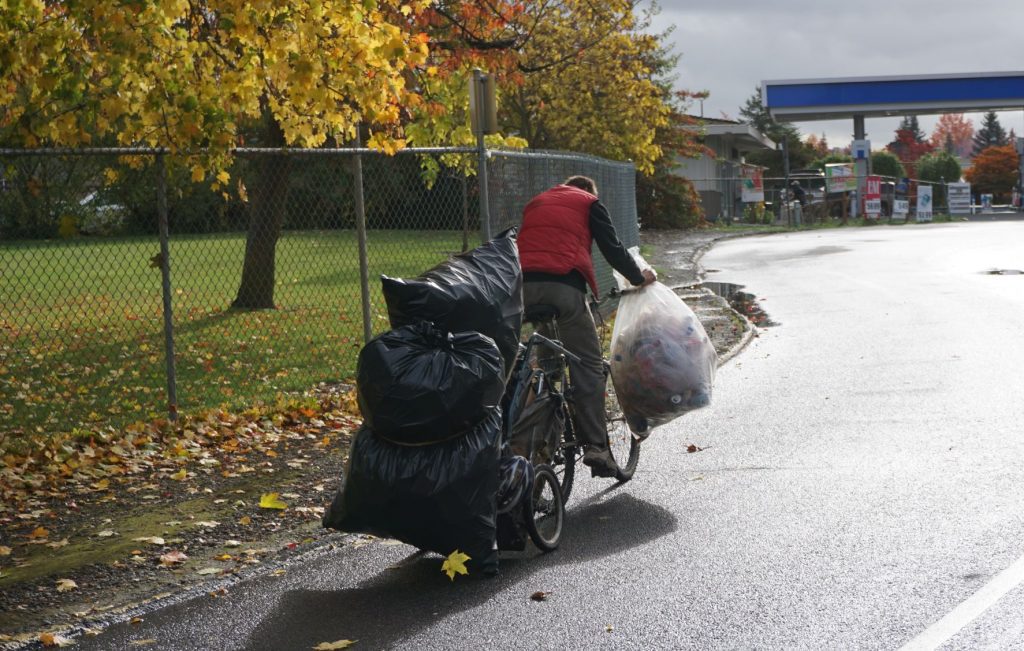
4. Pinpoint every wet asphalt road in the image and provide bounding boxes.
[77,221,1024,650]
